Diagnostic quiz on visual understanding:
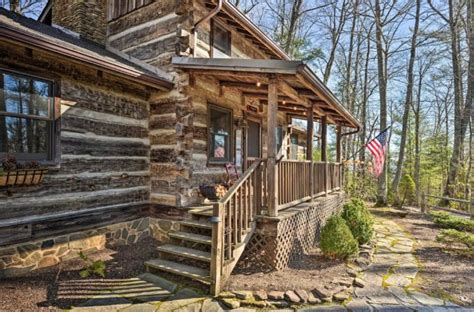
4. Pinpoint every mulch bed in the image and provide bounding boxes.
[0,237,161,311]
[225,249,349,292]
[374,206,473,306]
